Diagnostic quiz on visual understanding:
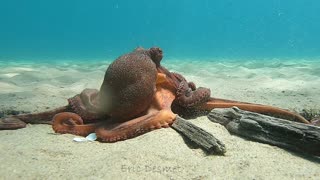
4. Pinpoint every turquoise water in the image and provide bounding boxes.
[1,0,319,110]
[1,0,320,61]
